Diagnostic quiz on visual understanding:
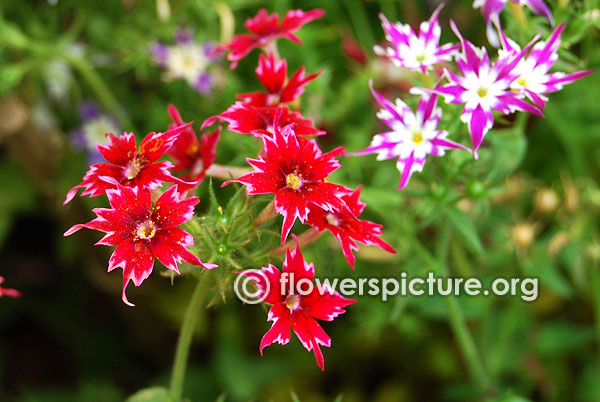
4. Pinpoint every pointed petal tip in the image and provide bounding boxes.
[122,291,135,307]
[63,225,82,237]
